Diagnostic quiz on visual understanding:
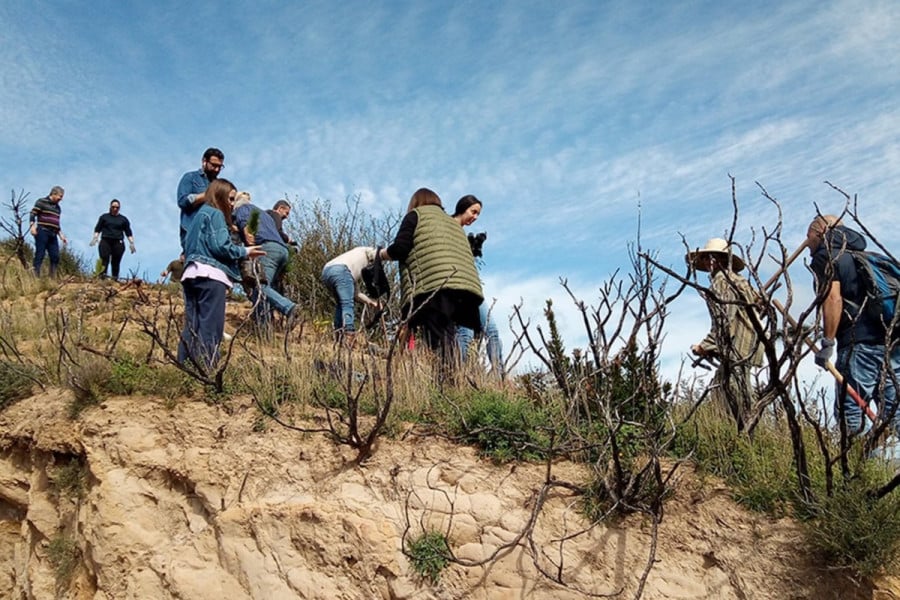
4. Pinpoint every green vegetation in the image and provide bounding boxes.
[407,530,450,584]
[50,457,89,500]
[47,534,80,585]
